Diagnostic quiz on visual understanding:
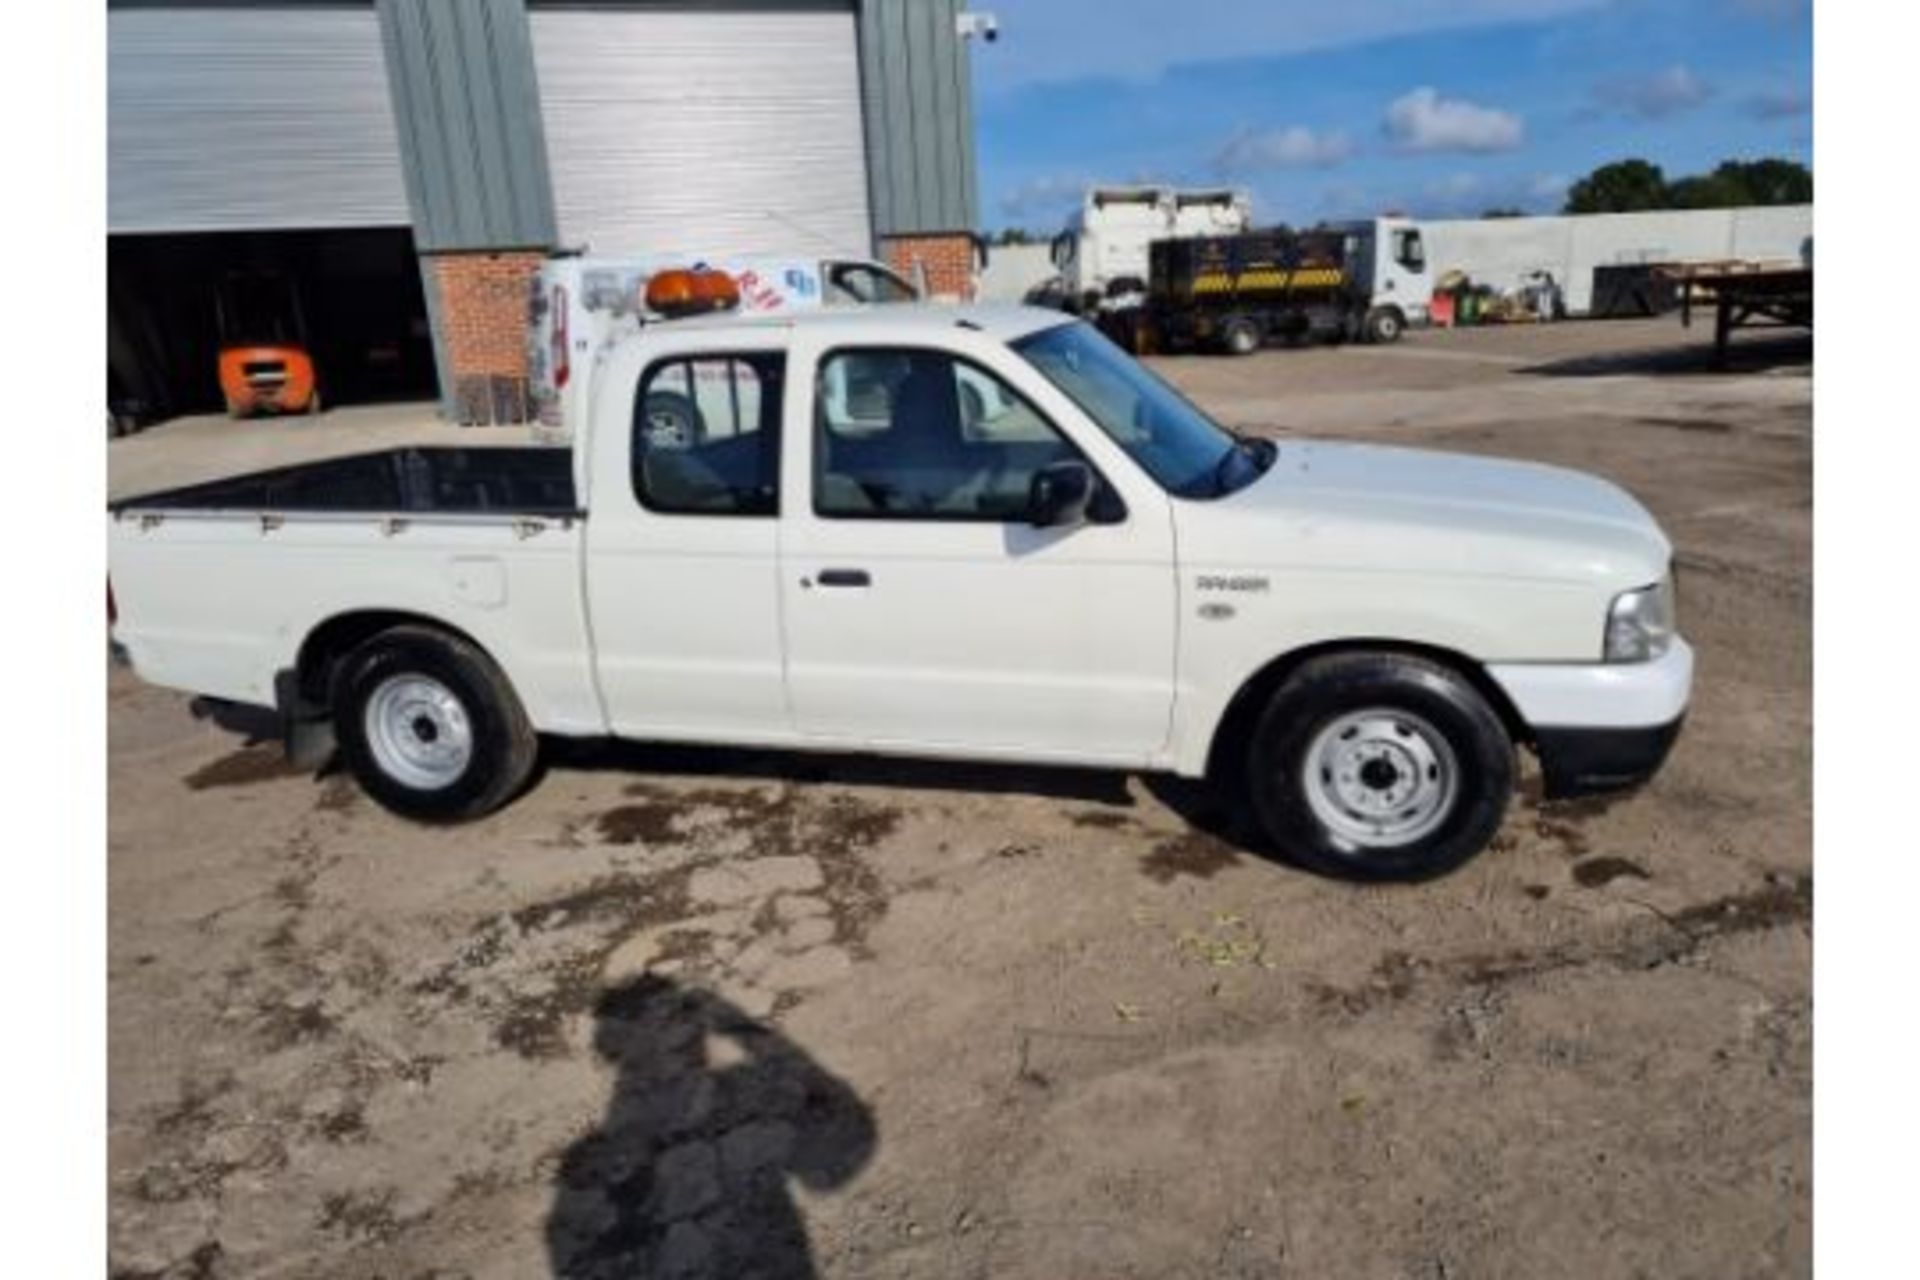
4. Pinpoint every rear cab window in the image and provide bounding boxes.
[632,353,785,516]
